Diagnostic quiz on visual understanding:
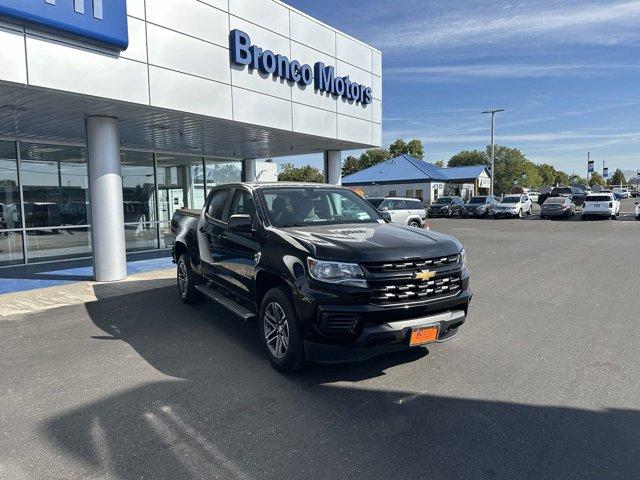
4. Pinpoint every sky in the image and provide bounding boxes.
[278,0,640,177]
